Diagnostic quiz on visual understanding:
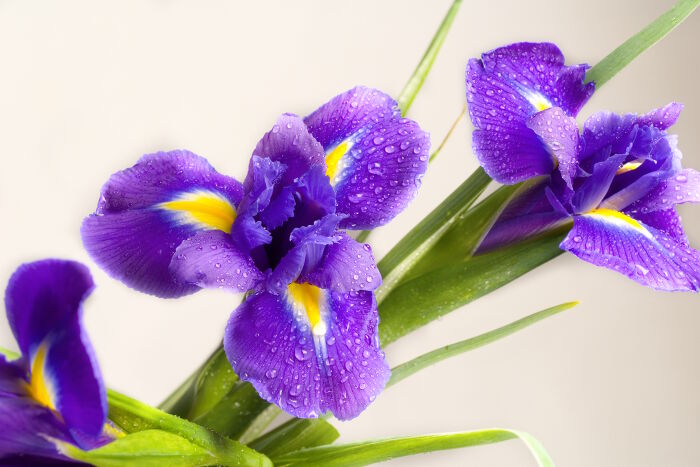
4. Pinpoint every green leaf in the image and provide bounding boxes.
[396,0,464,115]
[60,430,219,467]
[379,225,569,345]
[107,390,271,467]
[187,347,239,420]
[273,428,554,467]
[0,346,20,360]
[250,418,340,459]
[586,0,700,87]
[376,167,491,302]
[388,301,578,387]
